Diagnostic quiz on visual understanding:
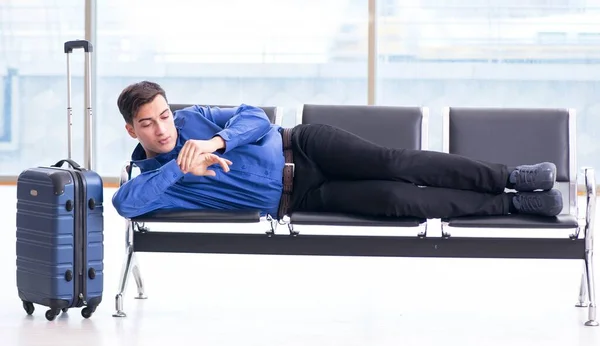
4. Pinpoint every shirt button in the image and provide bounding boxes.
[264,170,269,175]
[242,165,246,170]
